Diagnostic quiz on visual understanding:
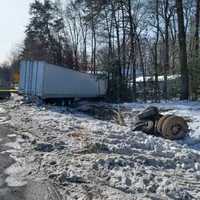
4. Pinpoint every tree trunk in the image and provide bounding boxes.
[137,35,147,102]
[121,4,126,80]
[193,0,200,99]
[127,0,136,101]
[176,0,189,100]
[90,11,96,74]
[91,22,97,74]
[154,0,160,102]
[163,0,170,100]
[79,14,88,71]
[195,0,200,59]
[112,2,122,102]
